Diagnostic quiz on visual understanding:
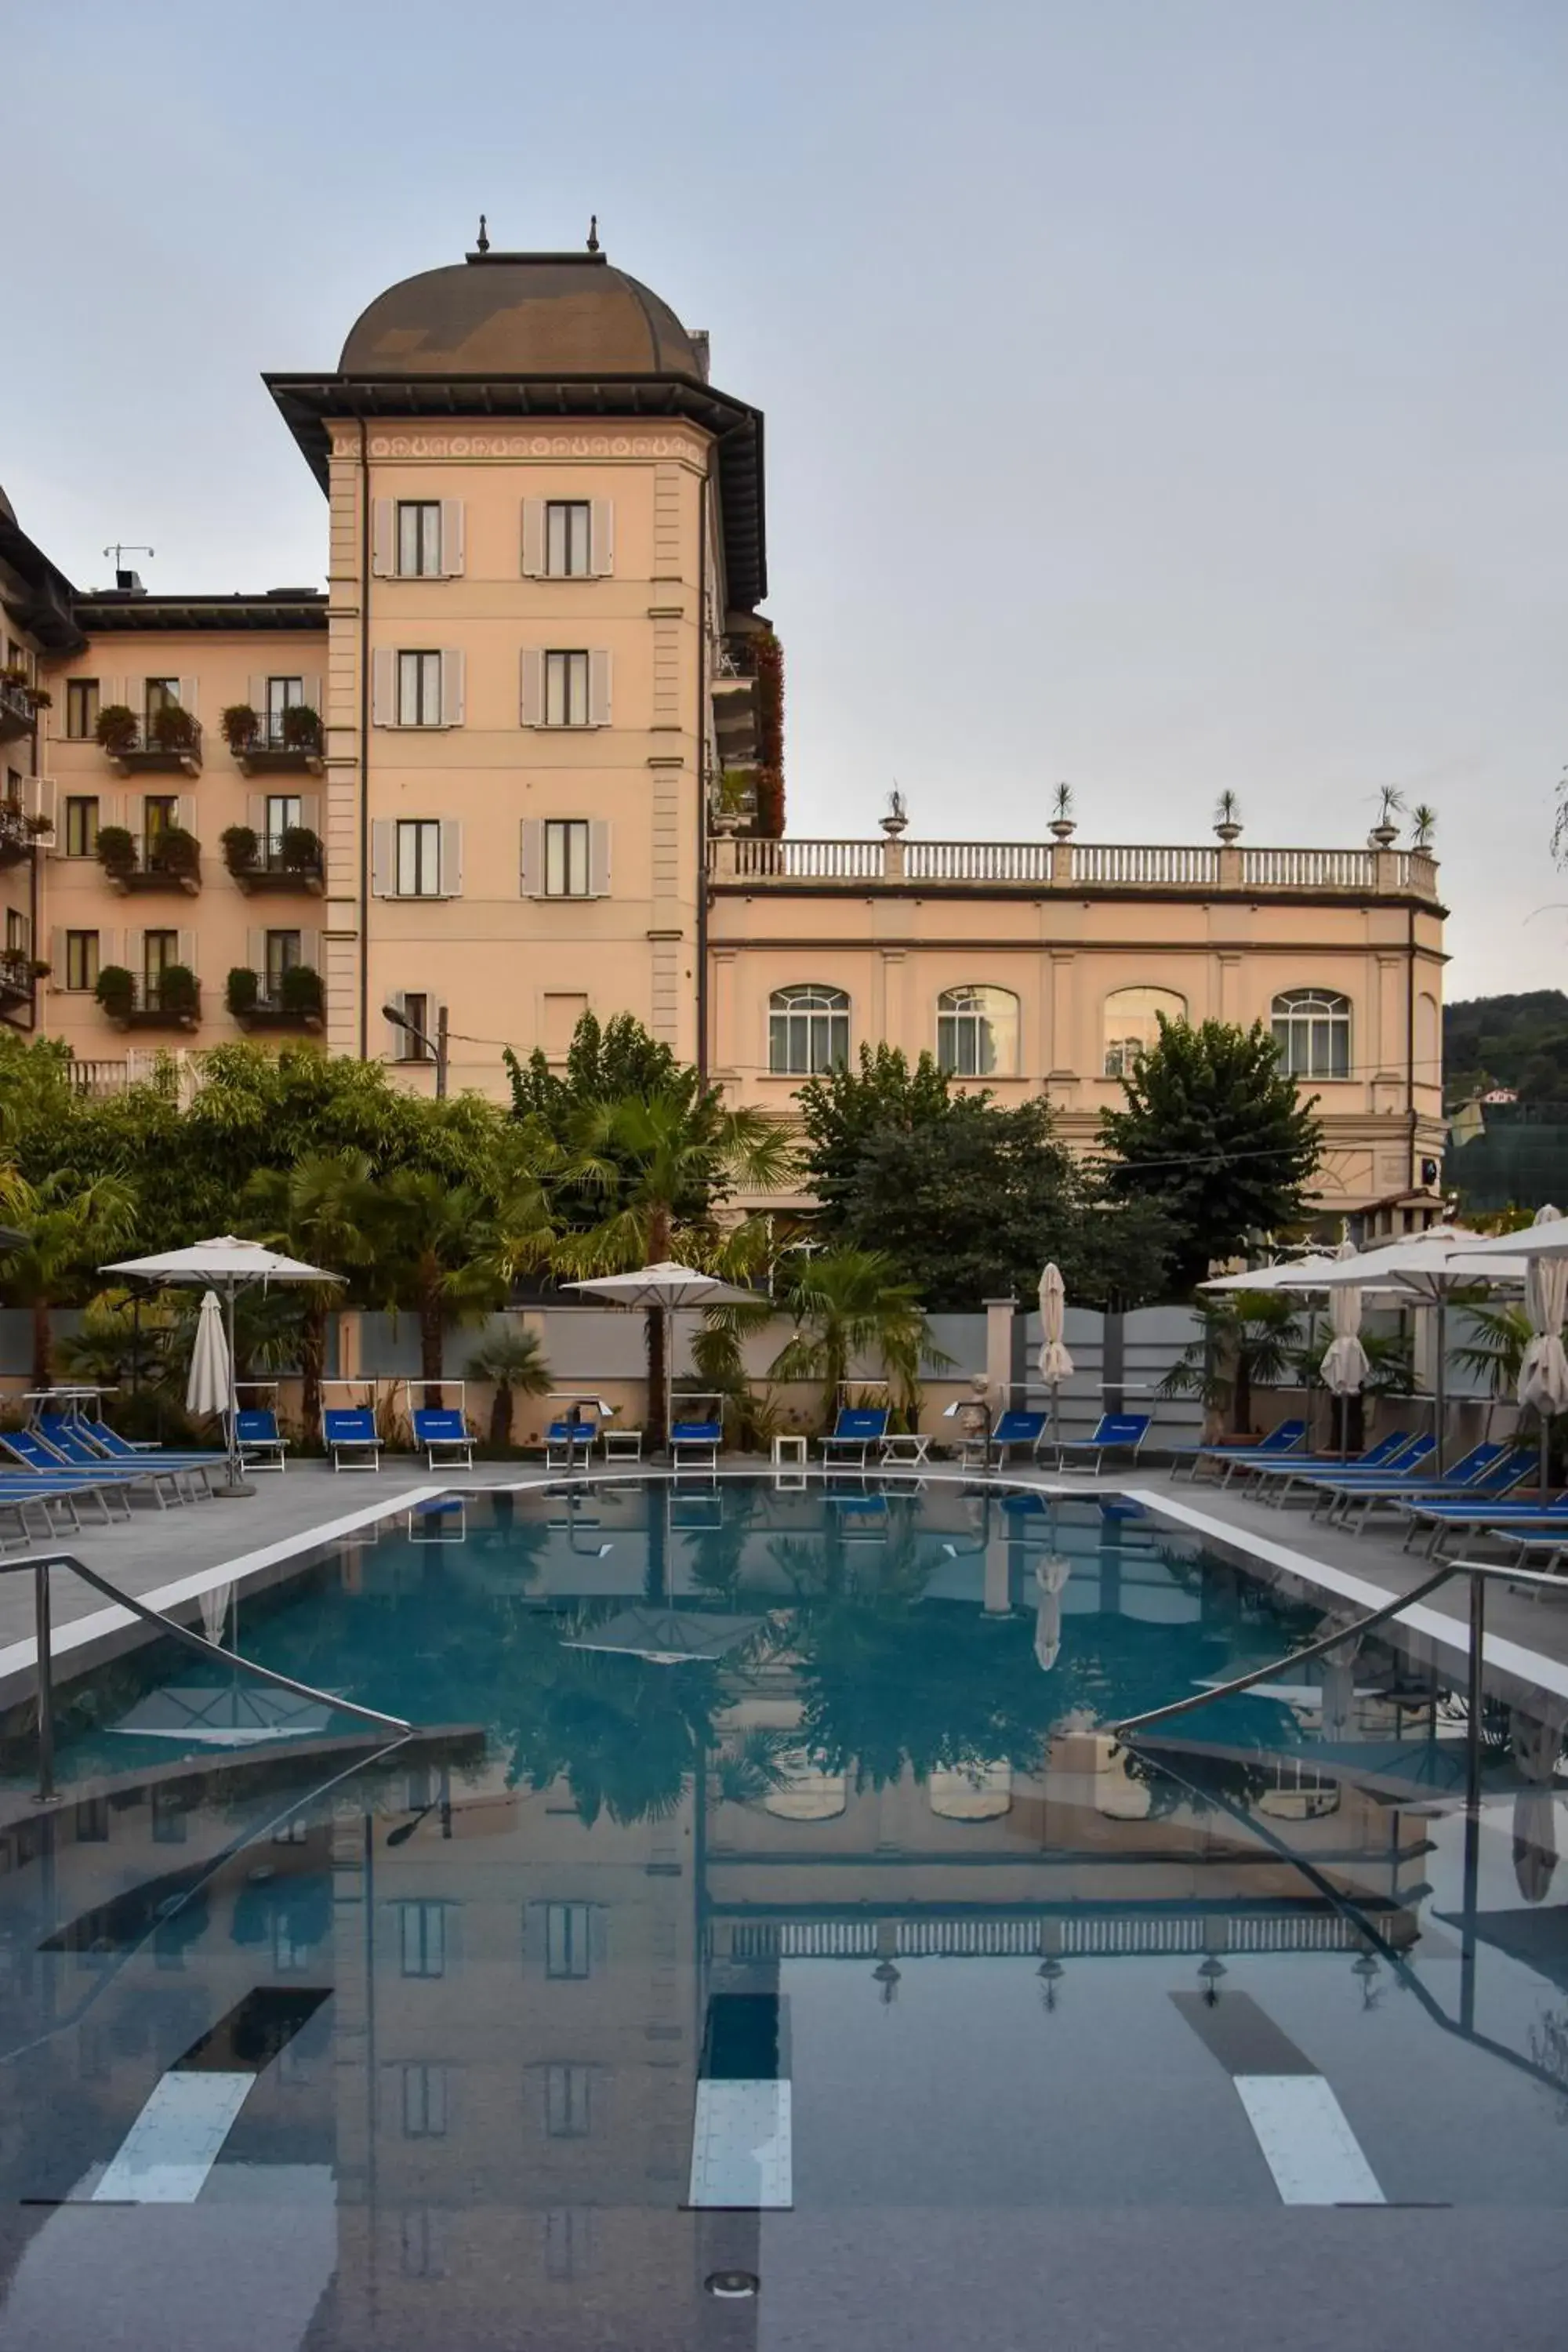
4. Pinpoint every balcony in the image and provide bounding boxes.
[95,971,201,1033]
[226,965,325,1033]
[708,835,1443,903]
[97,829,202,895]
[227,708,325,777]
[0,678,38,744]
[221,826,325,895]
[0,949,36,1010]
[710,641,760,764]
[0,800,48,868]
[97,710,204,777]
